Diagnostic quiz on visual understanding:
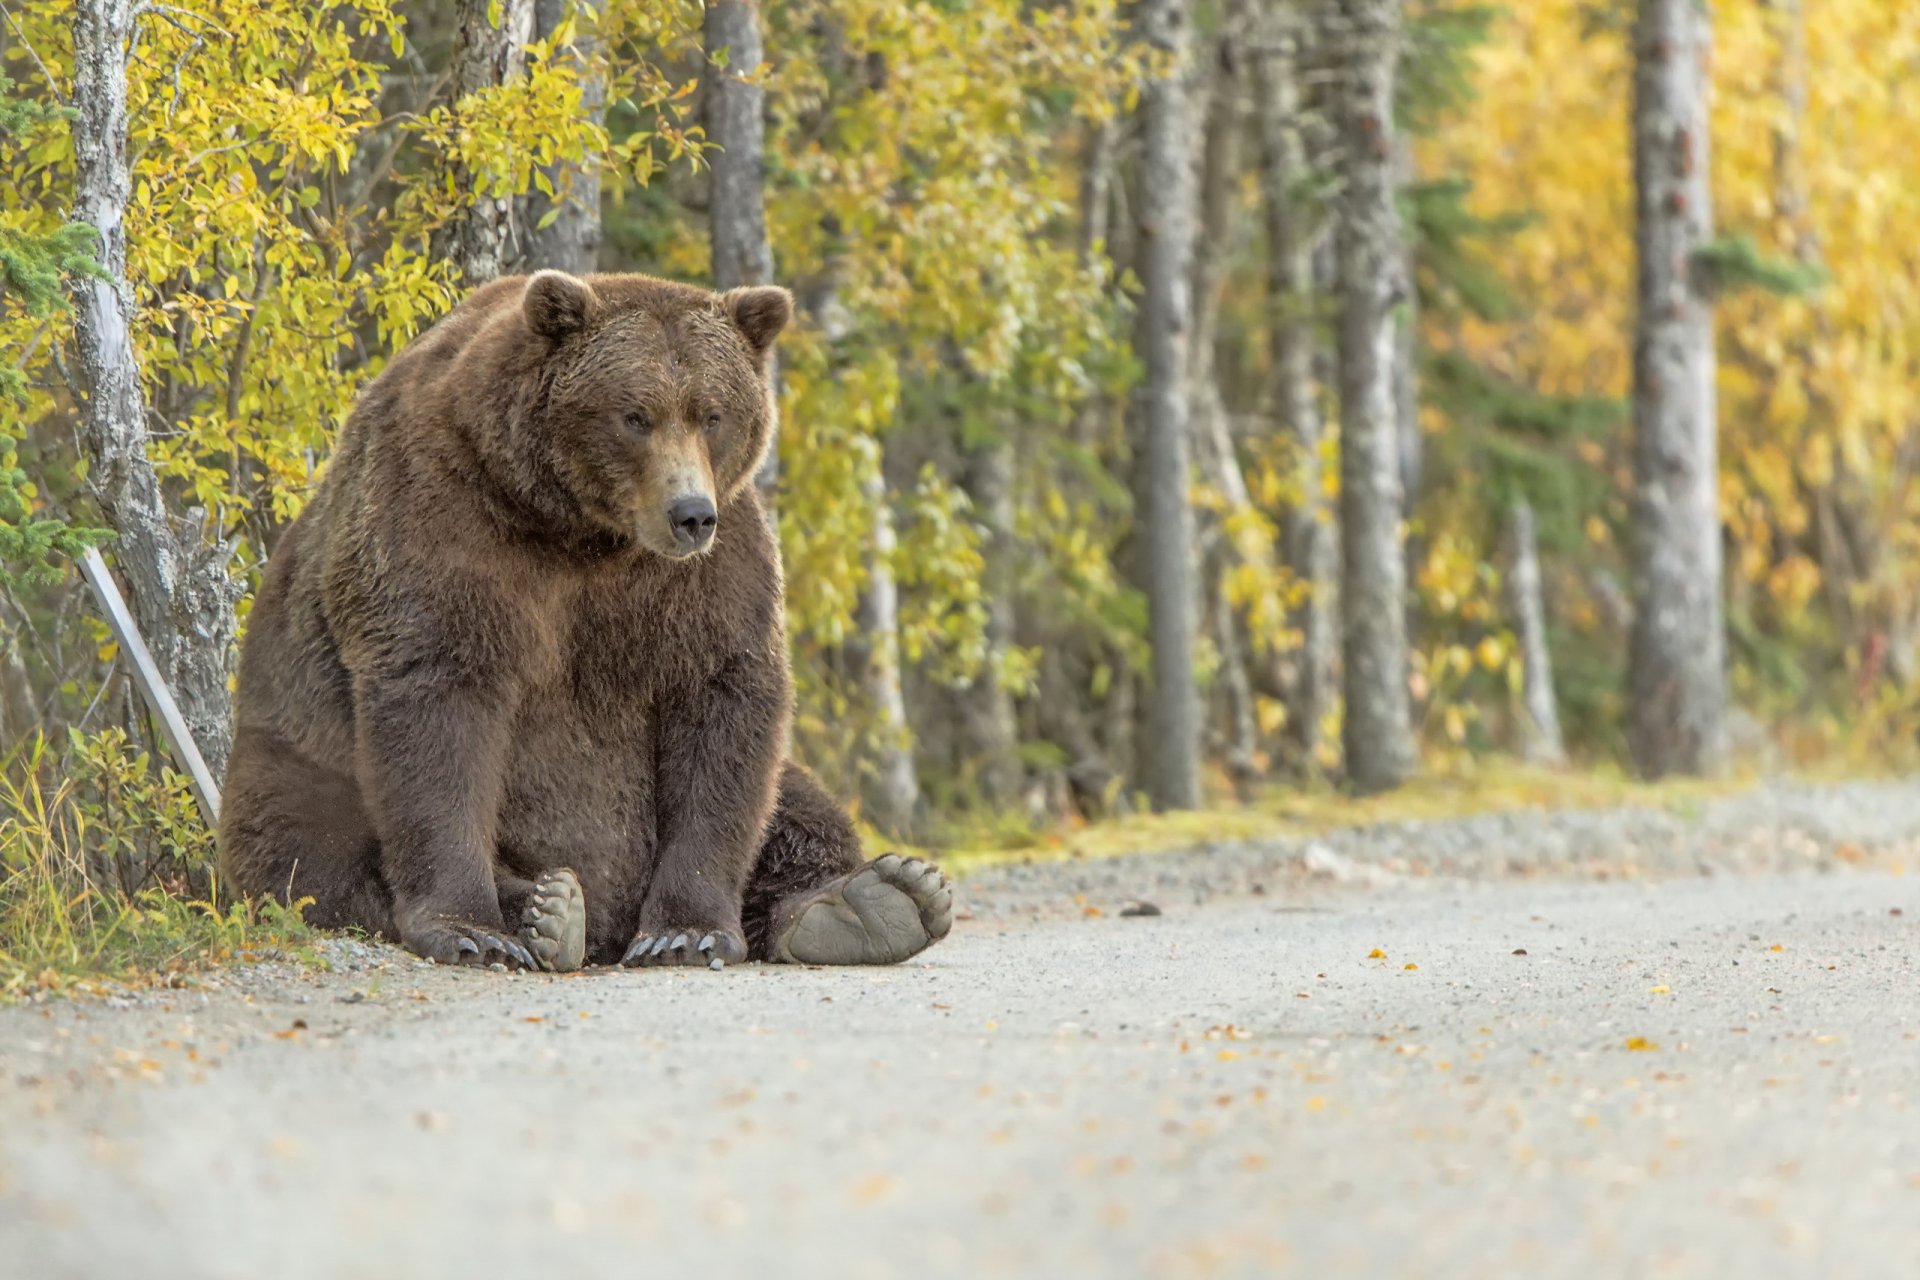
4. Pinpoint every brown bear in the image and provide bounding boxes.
[217,270,952,972]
